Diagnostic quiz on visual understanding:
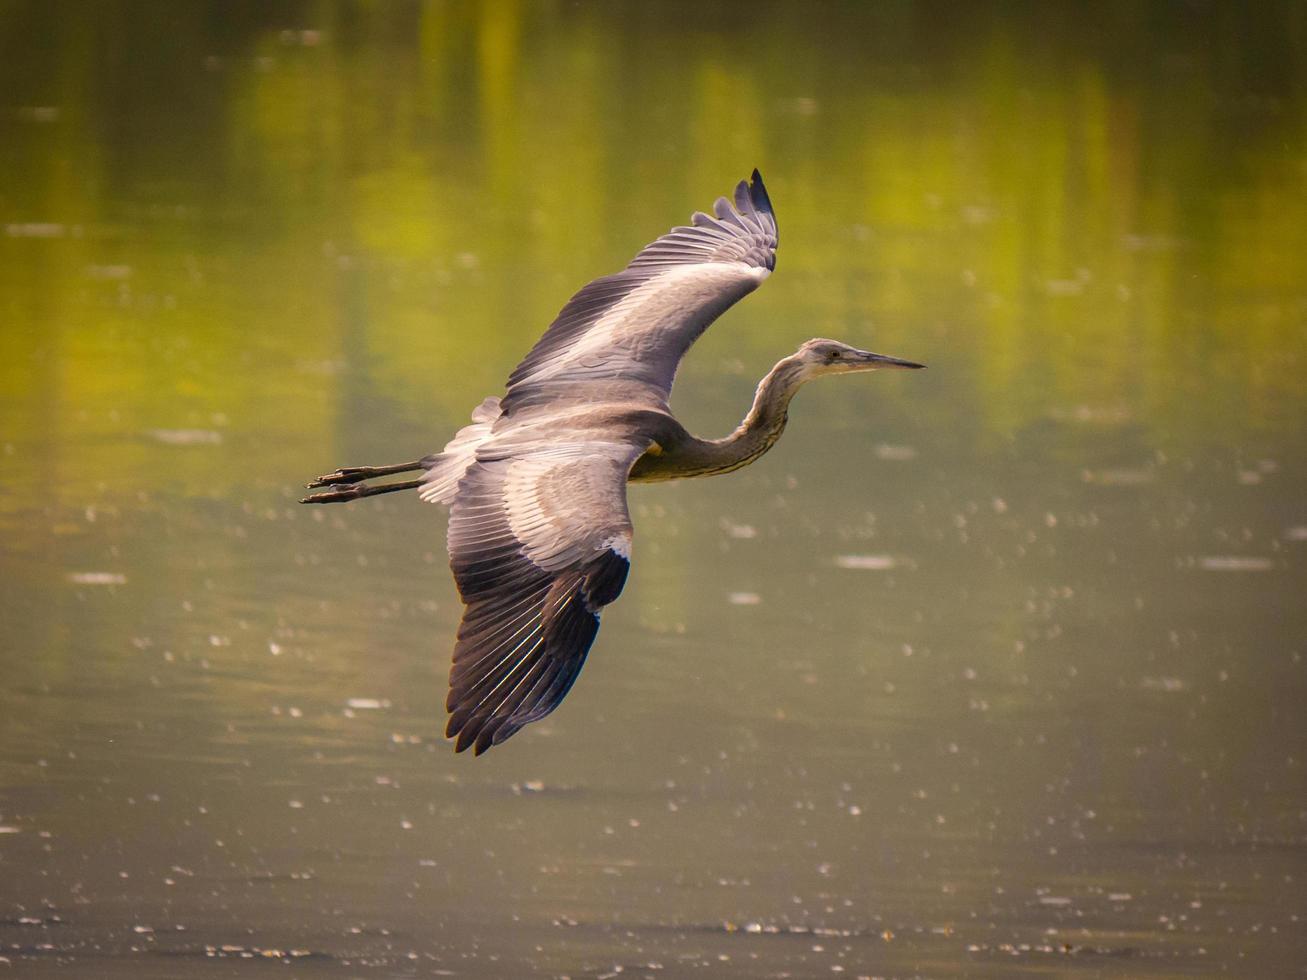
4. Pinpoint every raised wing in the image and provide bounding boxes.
[501,170,778,414]
[444,438,646,754]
